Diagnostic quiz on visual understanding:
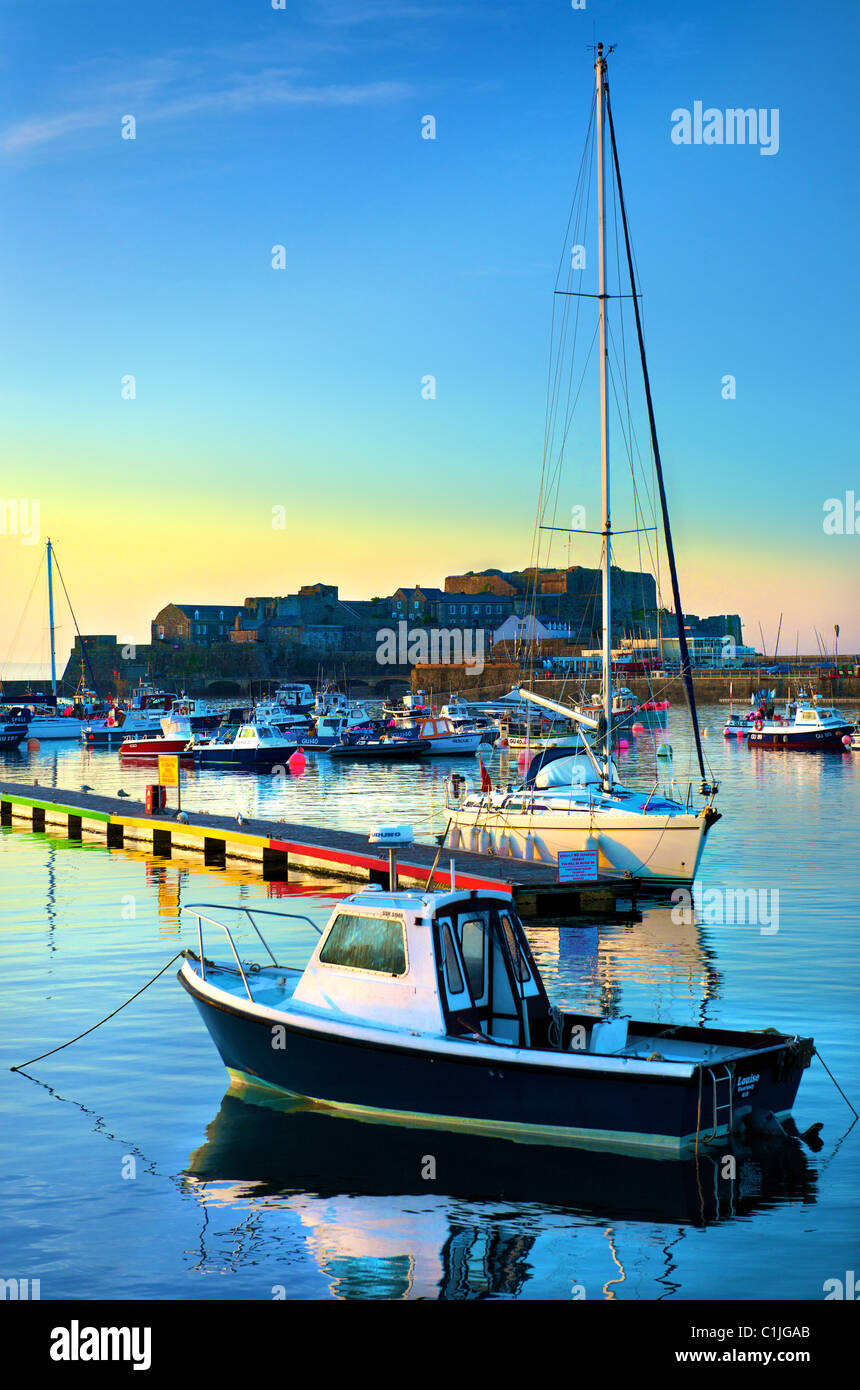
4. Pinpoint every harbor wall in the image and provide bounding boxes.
[410,664,860,704]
